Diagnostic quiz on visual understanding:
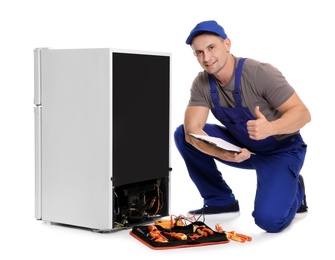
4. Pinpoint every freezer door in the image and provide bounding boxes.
[39,48,112,230]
